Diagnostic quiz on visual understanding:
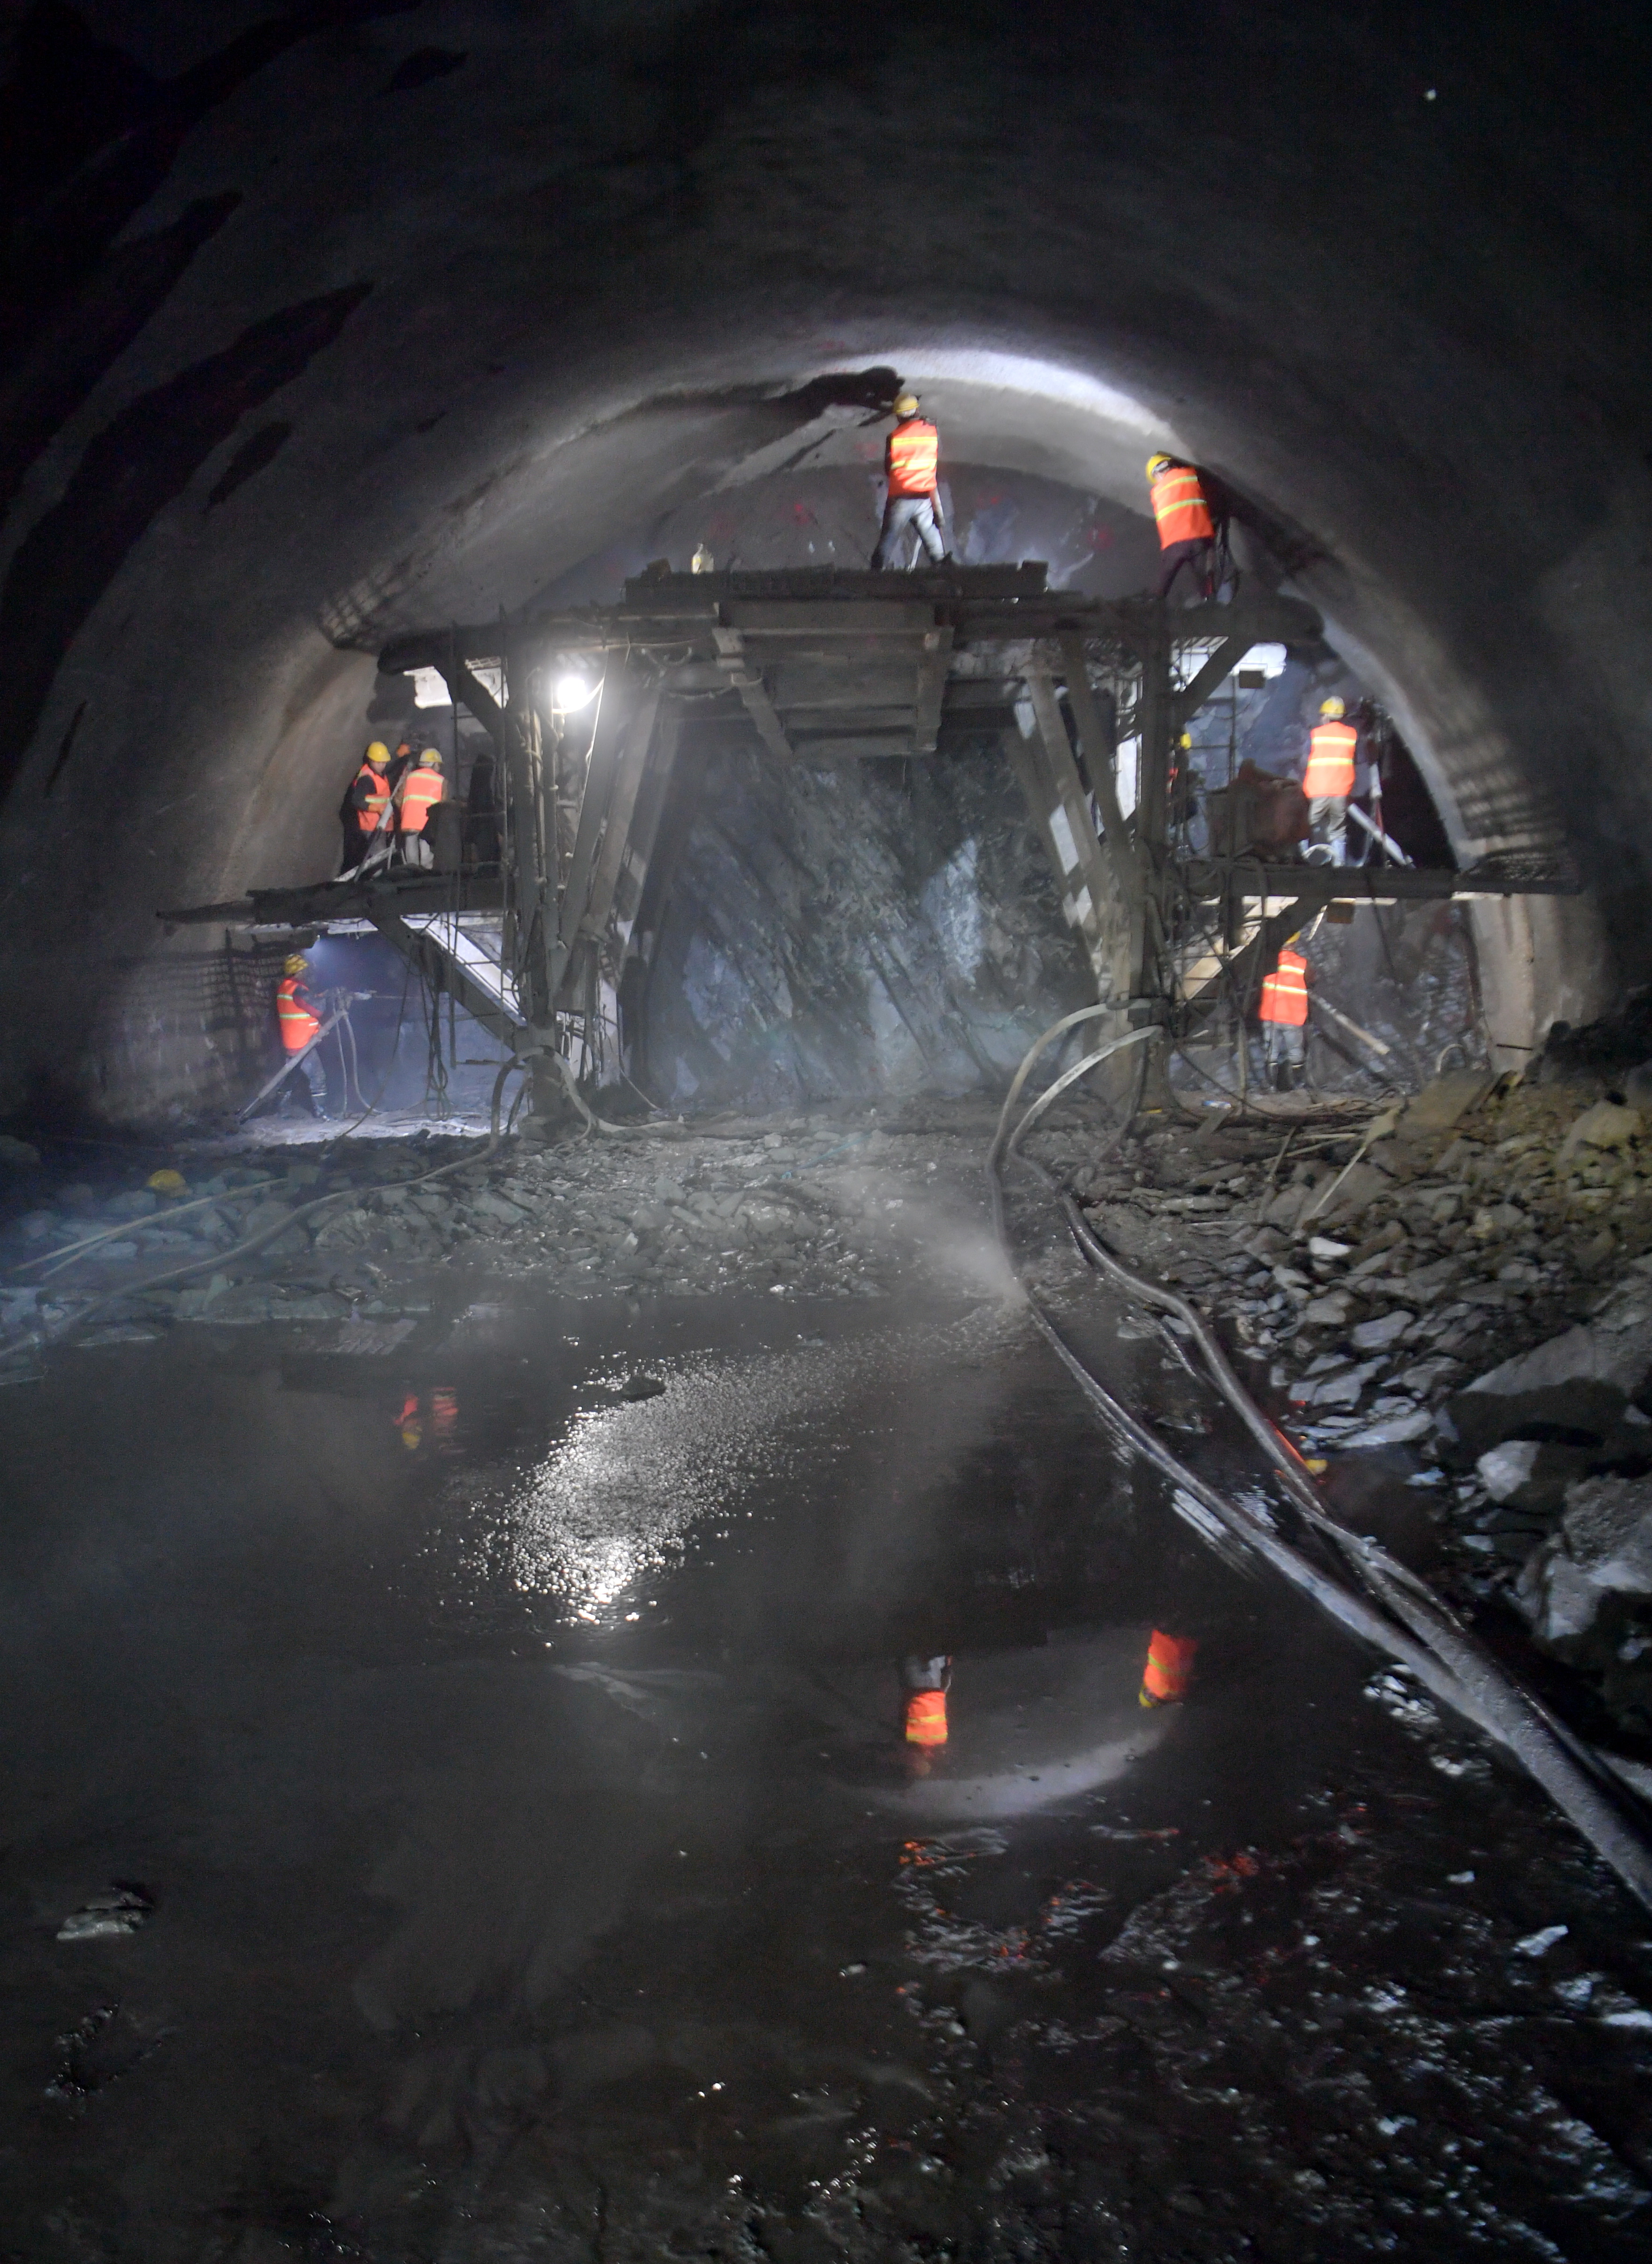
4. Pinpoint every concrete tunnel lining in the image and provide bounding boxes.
[0,0,1641,1123]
